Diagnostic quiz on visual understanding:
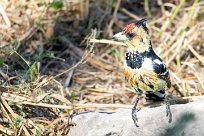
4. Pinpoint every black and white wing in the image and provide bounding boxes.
[152,58,171,88]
